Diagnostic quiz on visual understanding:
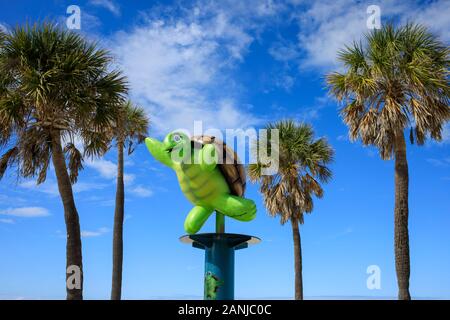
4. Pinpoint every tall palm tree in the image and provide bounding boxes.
[327,23,449,300]
[248,120,334,300]
[111,101,149,300]
[0,23,127,300]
